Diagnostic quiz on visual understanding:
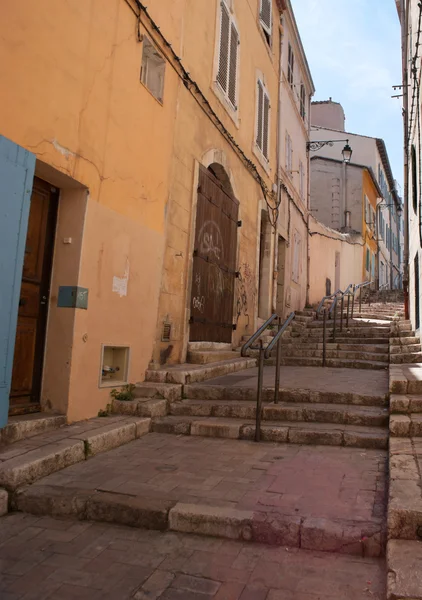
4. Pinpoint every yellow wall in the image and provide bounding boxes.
[362,170,378,282]
[0,0,178,421]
